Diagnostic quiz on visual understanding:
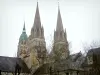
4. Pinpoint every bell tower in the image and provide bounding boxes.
[17,22,28,58]
[28,2,47,67]
[52,4,69,61]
